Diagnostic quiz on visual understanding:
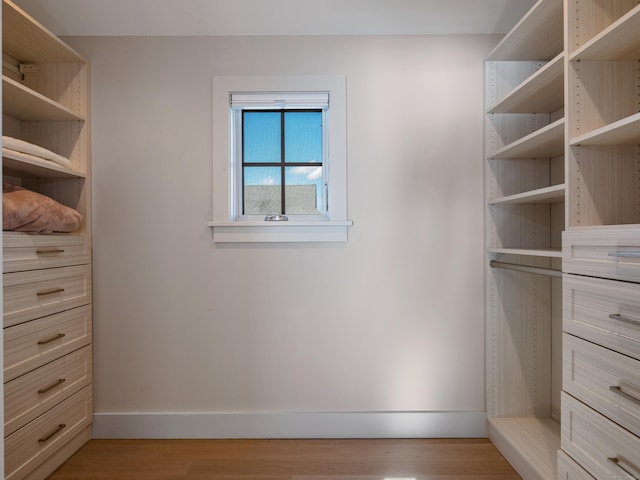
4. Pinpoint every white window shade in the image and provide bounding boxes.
[230,92,329,109]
